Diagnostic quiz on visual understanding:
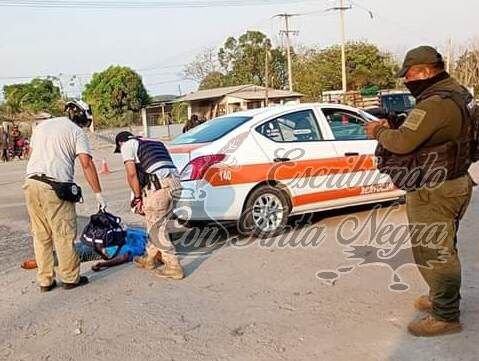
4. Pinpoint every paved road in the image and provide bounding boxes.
[1,146,478,361]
